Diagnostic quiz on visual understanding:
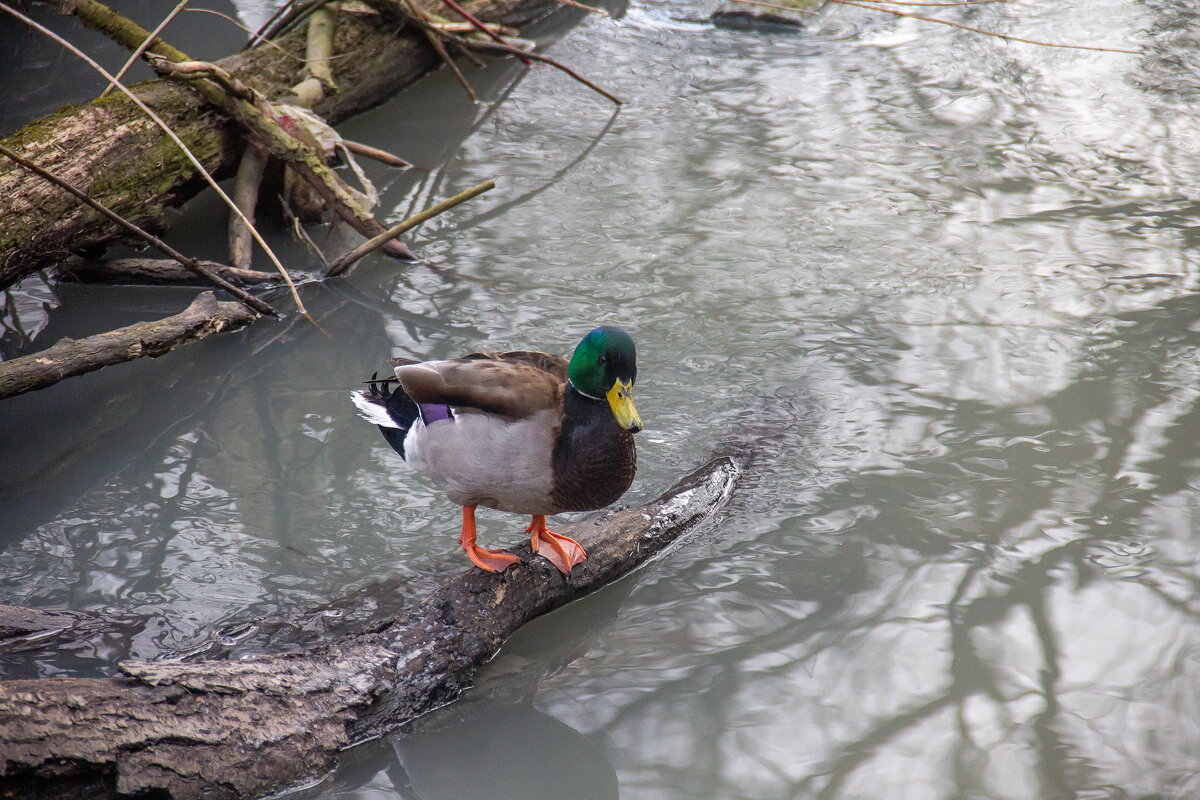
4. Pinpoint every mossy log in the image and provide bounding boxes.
[0,0,557,289]
[0,455,742,800]
[0,292,257,400]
